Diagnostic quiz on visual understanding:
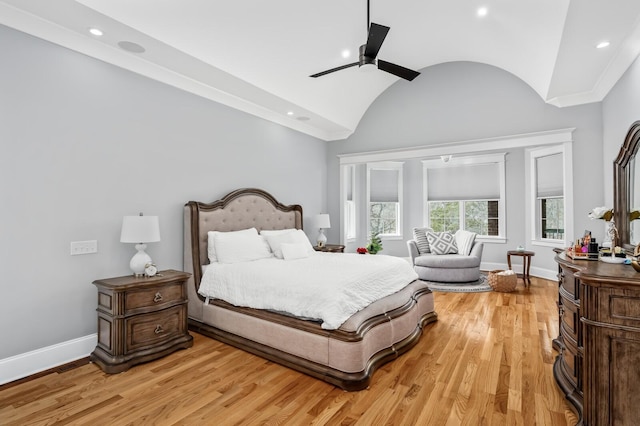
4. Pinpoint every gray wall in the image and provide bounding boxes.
[327,61,604,274]
[0,25,326,359]
[603,54,640,206]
